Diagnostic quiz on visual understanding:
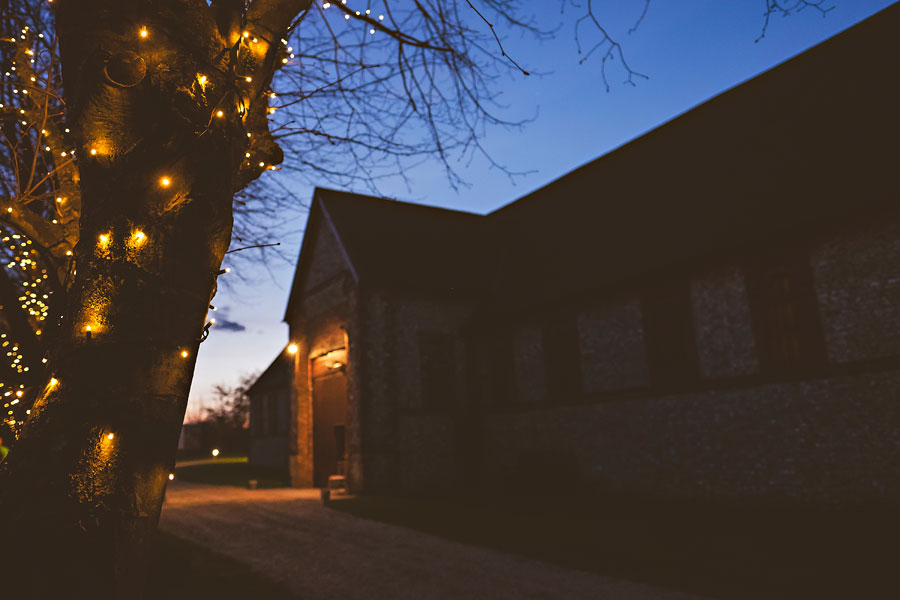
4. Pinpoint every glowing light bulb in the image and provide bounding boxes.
[211,448,220,457]
[107,433,114,440]
[181,350,189,358]
[168,473,175,481]
[198,74,207,85]
[216,110,224,118]
[160,177,171,187]
[90,148,98,156]
[133,231,146,242]
[98,234,109,244]
[287,343,299,355]
[139,27,148,39]
[85,326,92,332]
